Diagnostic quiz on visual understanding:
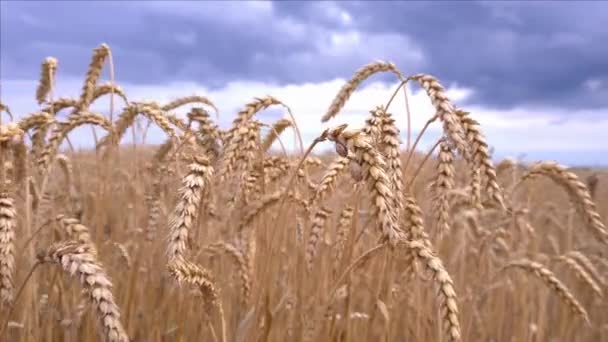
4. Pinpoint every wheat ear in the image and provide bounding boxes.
[92,82,129,105]
[167,156,213,262]
[98,103,176,151]
[455,109,504,208]
[56,154,83,219]
[42,97,79,115]
[78,43,110,112]
[333,206,354,276]
[321,61,404,122]
[400,239,461,341]
[406,74,468,156]
[327,125,404,244]
[556,255,602,298]
[261,117,292,152]
[0,193,16,304]
[566,251,606,286]
[167,257,225,342]
[224,96,288,143]
[37,241,129,342]
[38,112,111,174]
[522,161,608,244]
[236,190,307,232]
[219,120,261,182]
[306,206,333,271]
[0,124,23,144]
[161,95,218,114]
[18,112,54,133]
[56,215,96,254]
[502,258,591,325]
[431,139,455,236]
[36,57,58,105]
[310,156,351,207]
[205,241,251,306]
[187,108,221,160]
